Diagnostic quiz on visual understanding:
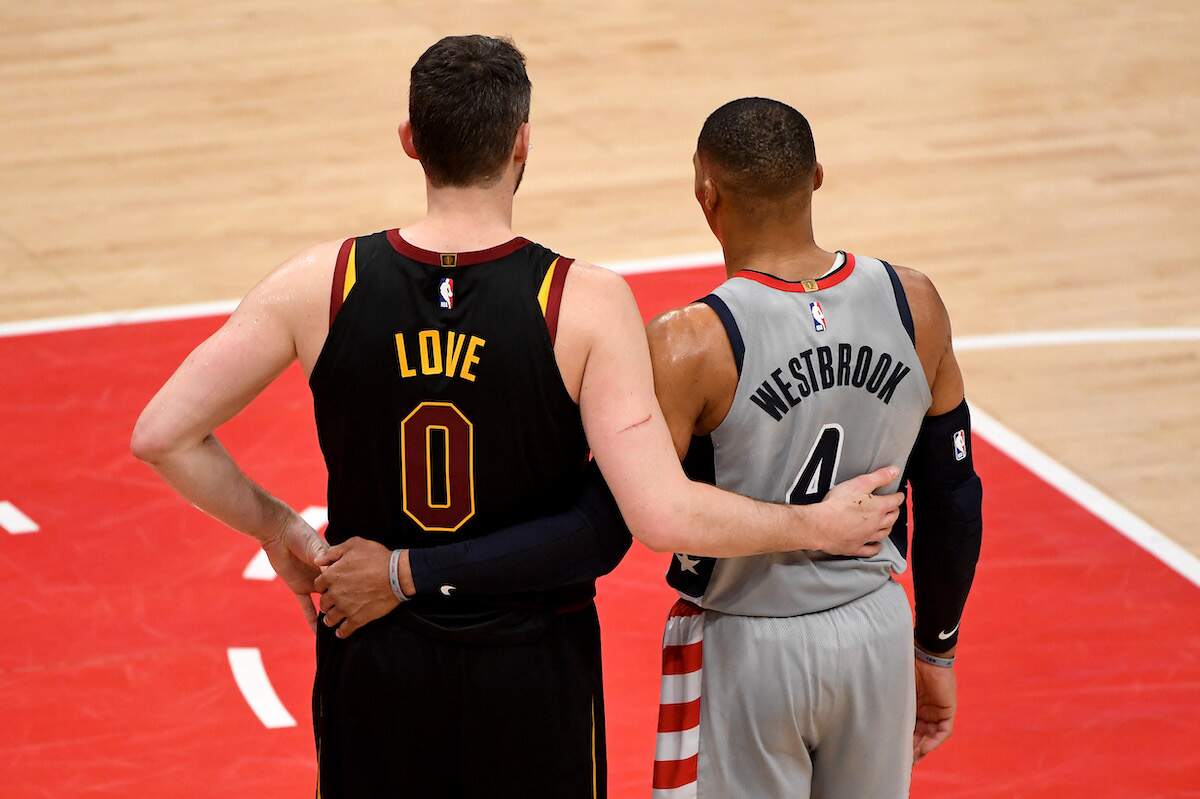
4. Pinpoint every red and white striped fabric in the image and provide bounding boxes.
[652,599,705,798]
